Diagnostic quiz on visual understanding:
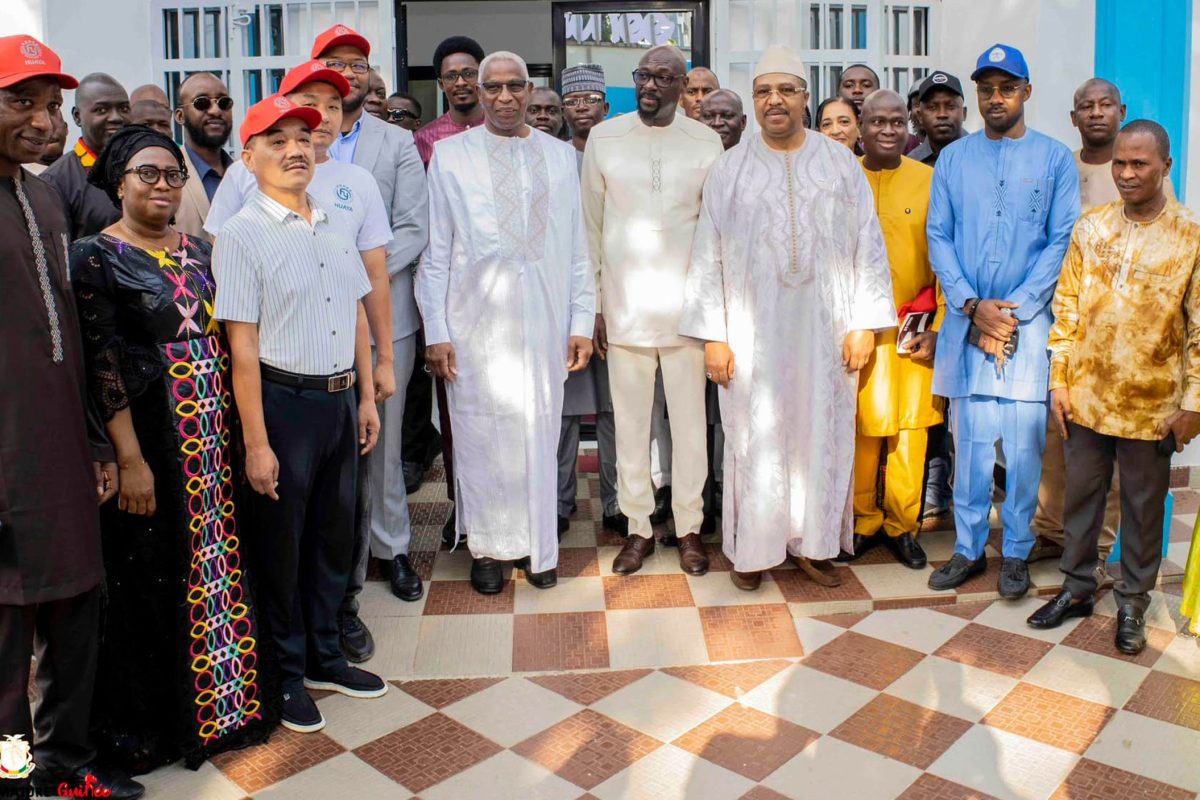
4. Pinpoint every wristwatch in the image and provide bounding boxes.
[964,298,981,320]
